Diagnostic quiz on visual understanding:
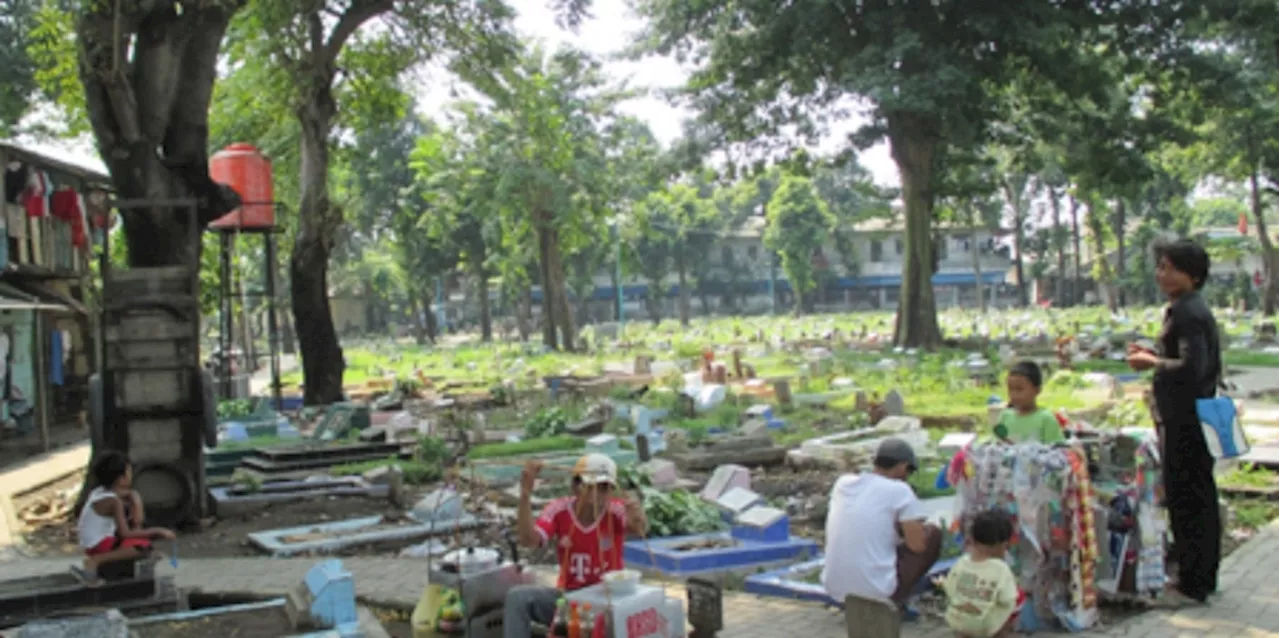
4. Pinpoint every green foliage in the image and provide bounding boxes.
[466,435,585,459]
[637,487,727,538]
[330,458,442,485]
[217,399,255,420]
[0,0,39,136]
[417,435,449,465]
[523,405,578,439]
[764,174,837,306]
